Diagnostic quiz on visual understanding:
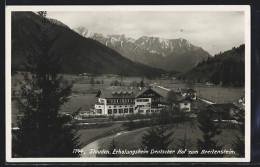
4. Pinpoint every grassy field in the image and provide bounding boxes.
[61,93,98,113]
[146,79,244,103]
[11,73,244,127]
[97,121,241,157]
